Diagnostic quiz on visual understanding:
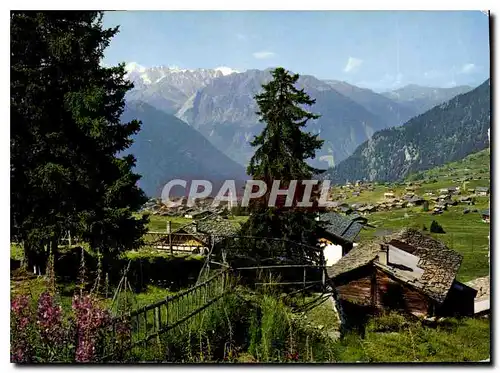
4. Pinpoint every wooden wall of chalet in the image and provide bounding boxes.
[333,265,433,317]
[334,265,373,307]
[373,268,431,317]
[333,266,477,318]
